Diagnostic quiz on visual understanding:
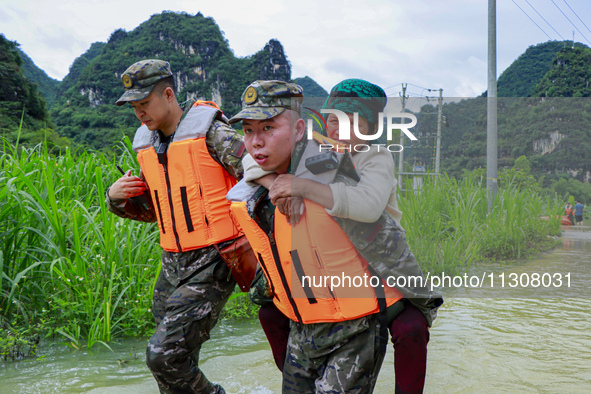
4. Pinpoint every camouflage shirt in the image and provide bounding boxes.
[107,108,245,285]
